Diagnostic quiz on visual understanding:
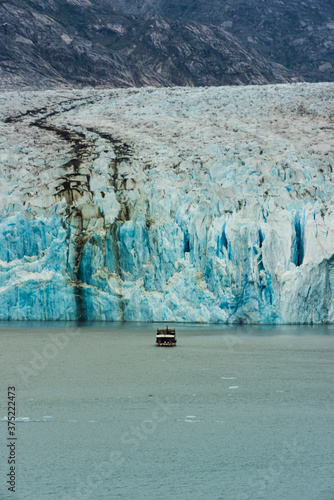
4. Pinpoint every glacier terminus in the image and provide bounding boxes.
[0,83,333,323]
